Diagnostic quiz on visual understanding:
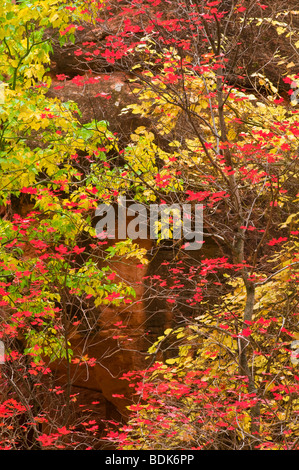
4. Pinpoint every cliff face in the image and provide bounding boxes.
[51,237,155,421]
